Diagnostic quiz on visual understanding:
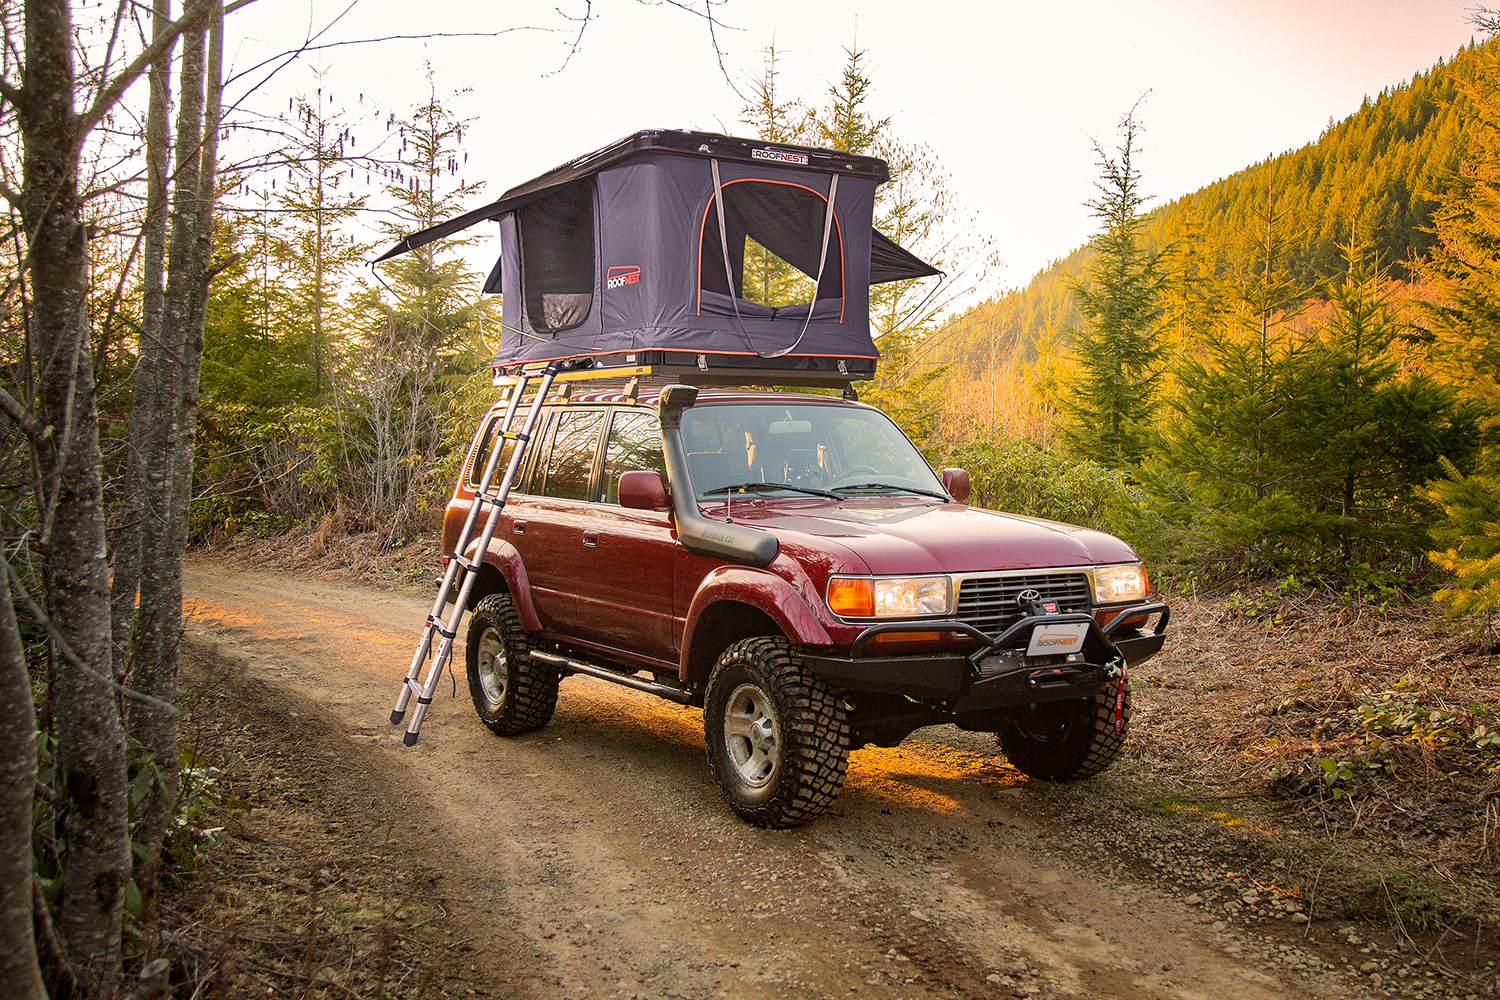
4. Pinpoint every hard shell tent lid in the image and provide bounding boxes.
[373,129,941,371]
